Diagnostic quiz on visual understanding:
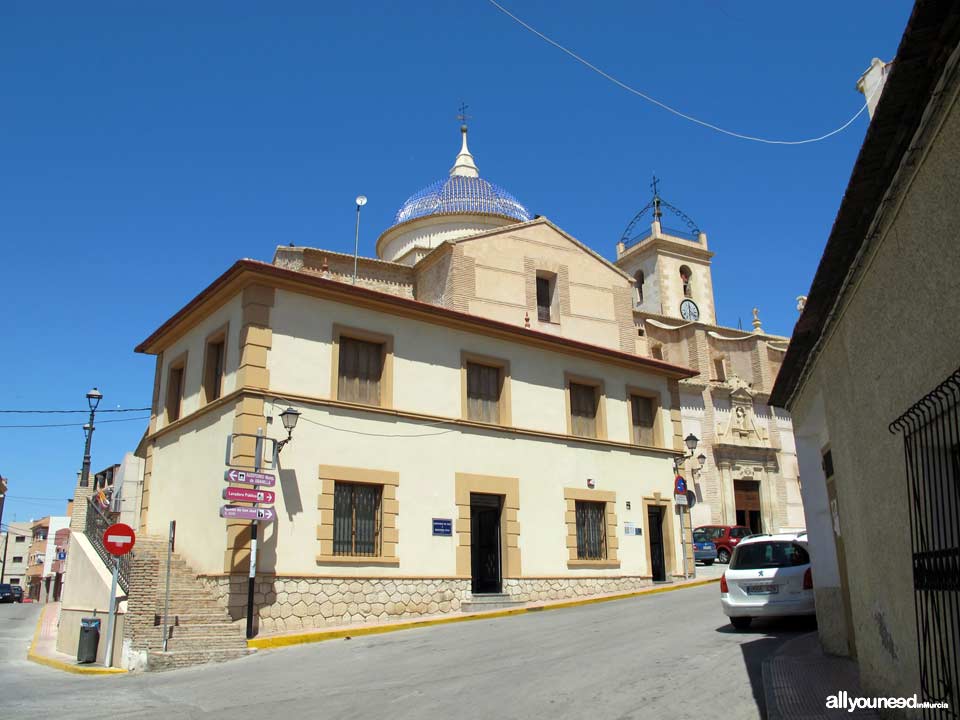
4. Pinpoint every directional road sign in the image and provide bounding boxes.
[220,505,276,522]
[103,523,136,556]
[222,487,276,504]
[224,468,276,487]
